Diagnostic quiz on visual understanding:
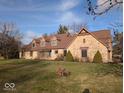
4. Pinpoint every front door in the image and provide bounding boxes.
[81,49,88,62]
